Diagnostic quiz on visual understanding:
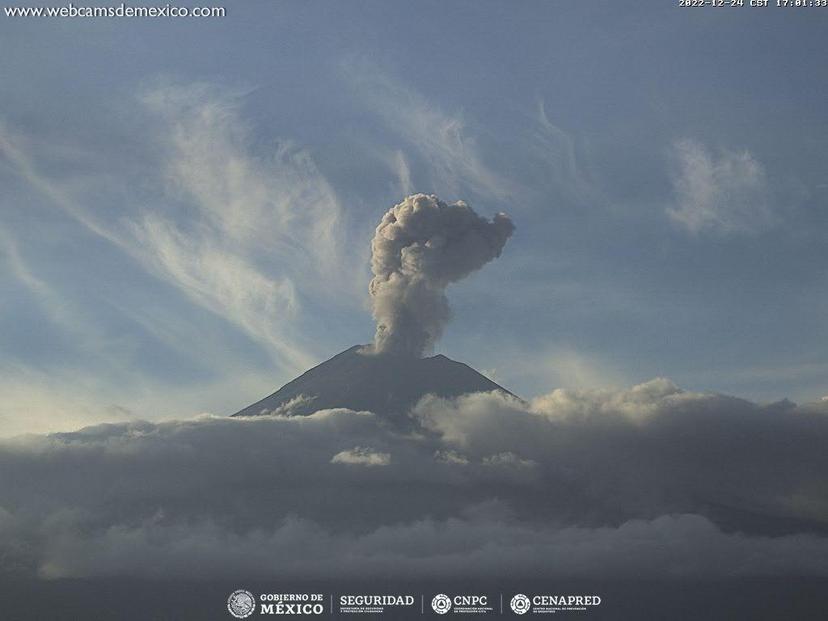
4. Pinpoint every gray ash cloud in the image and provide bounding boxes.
[369,194,514,356]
